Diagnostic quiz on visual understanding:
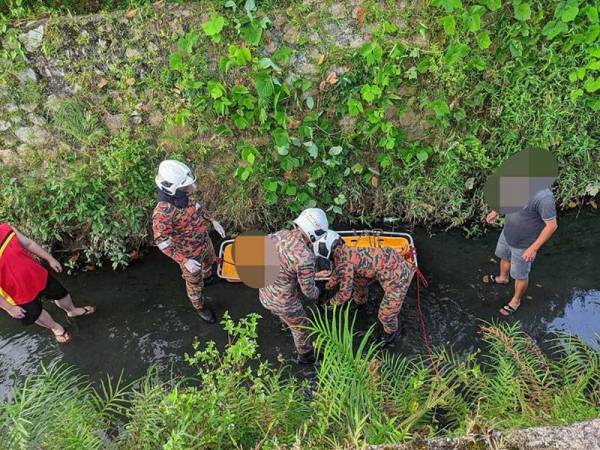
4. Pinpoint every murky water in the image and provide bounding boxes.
[1,213,598,399]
